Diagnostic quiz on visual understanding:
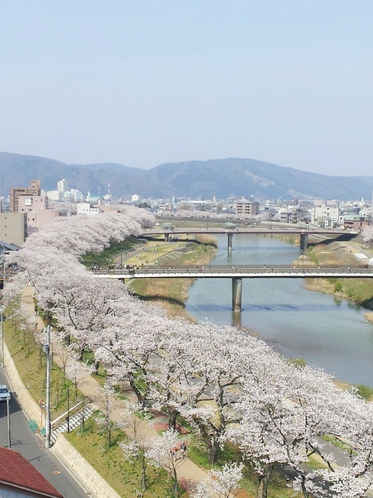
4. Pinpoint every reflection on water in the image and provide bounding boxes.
[186,234,373,386]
